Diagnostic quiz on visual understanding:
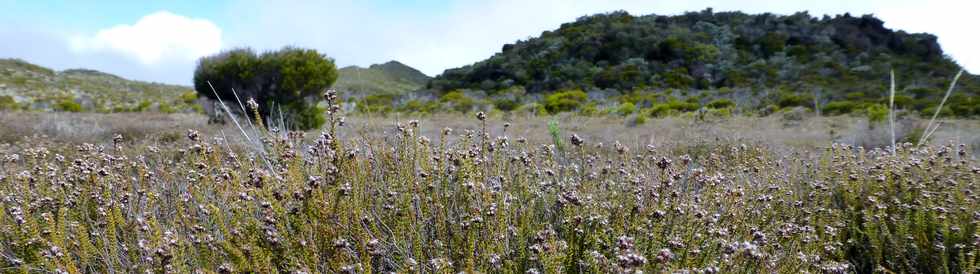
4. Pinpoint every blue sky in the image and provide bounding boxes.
[1,0,977,85]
